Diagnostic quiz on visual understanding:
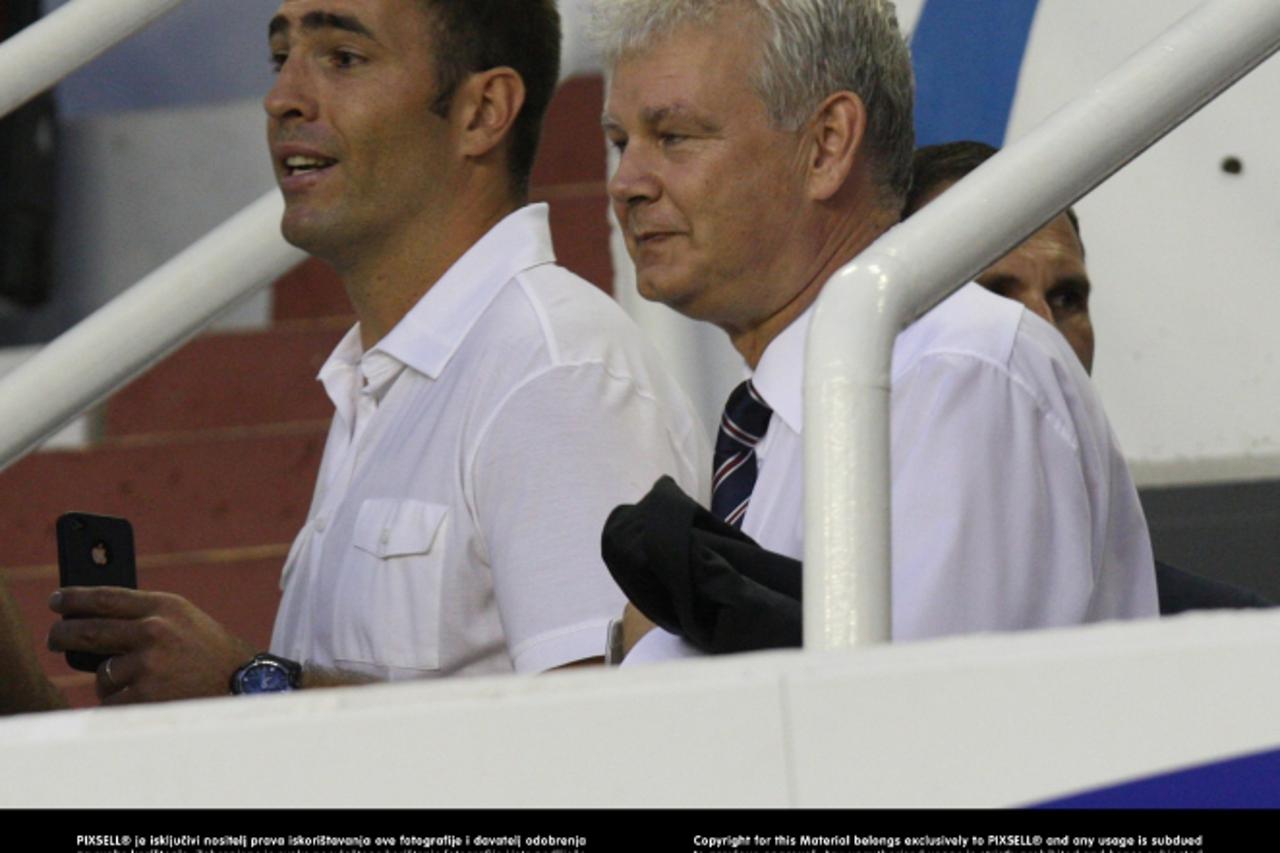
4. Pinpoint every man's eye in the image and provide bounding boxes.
[331,49,364,69]
[607,136,628,154]
[1048,285,1089,314]
[270,52,288,73]
[659,133,687,147]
